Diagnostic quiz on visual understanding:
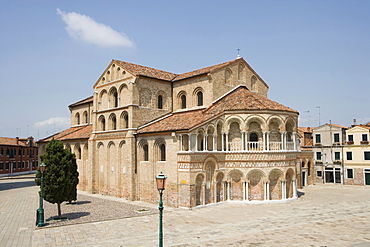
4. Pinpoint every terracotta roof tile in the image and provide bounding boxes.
[173,60,236,81]
[0,137,29,147]
[112,58,267,86]
[69,96,93,108]
[137,86,297,134]
[113,60,178,81]
[39,125,92,142]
